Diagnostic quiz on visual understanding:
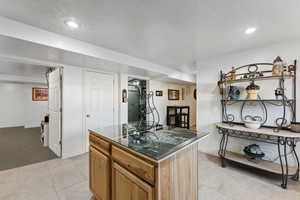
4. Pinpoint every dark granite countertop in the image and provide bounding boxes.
[89,124,208,161]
